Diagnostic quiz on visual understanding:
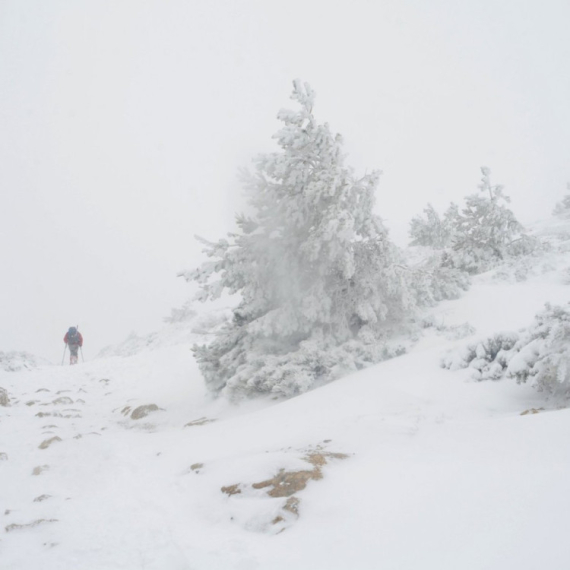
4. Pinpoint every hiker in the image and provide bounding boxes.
[63,326,83,365]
